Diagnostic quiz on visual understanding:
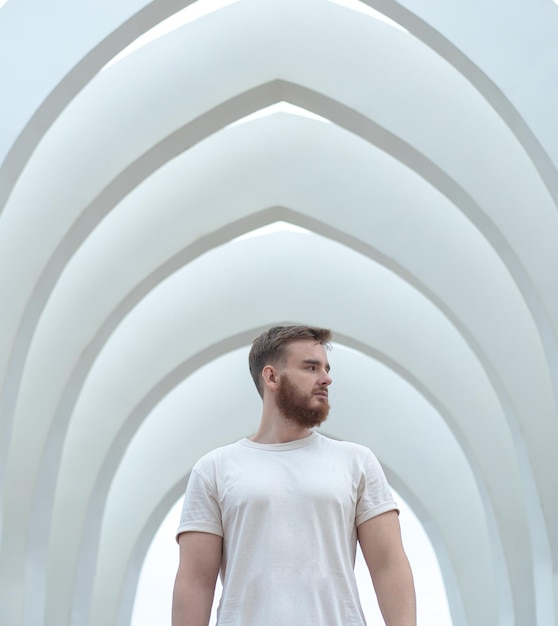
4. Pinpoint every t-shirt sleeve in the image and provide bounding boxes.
[175,465,223,542]
[355,449,399,527]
